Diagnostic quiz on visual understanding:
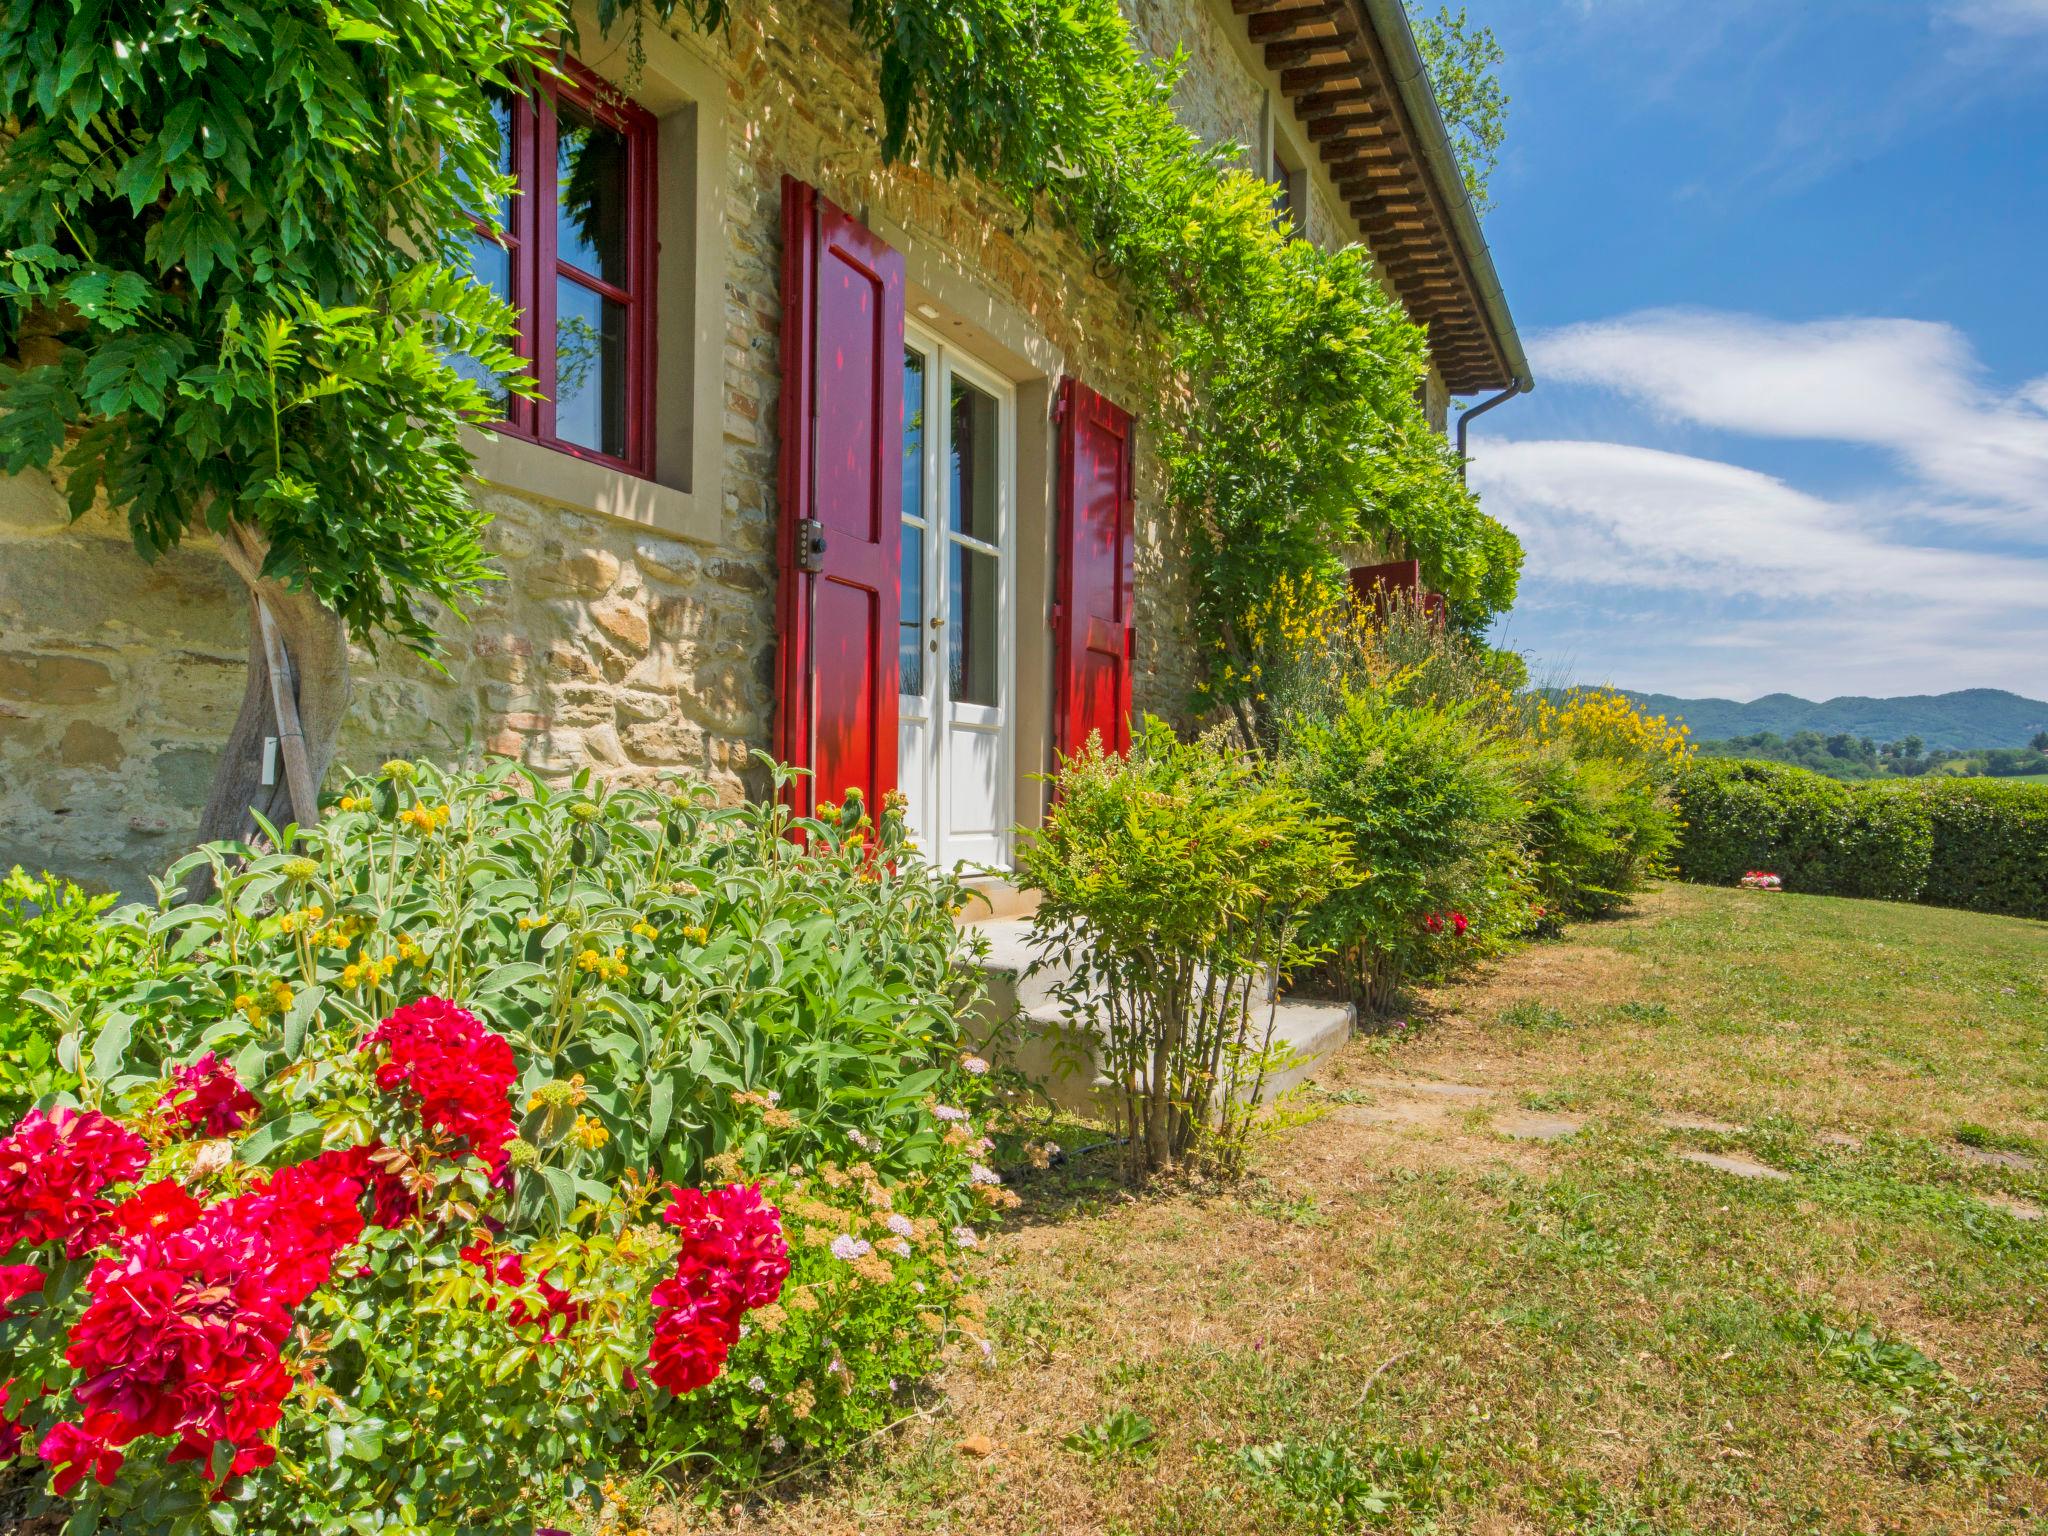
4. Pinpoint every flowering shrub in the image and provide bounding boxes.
[1234,581,1683,1002]
[0,760,1008,1528]
[1283,686,1529,1014]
